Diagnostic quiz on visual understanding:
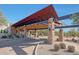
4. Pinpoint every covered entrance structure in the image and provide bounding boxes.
[11,5,63,44]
